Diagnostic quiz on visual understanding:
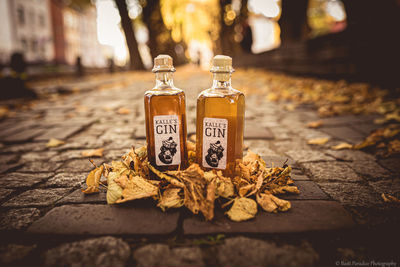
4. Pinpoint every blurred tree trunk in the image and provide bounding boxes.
[279,0,310,45]
[217,0,250,55]
[141,0,186,65]
[114,0,144,70]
